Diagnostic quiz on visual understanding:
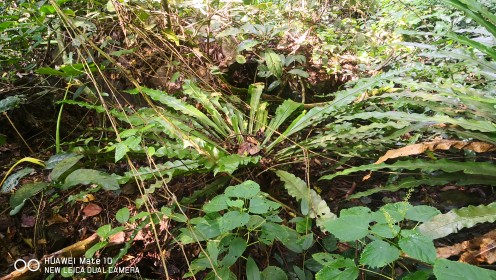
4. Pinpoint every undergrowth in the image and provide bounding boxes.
[1,0,496,279]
